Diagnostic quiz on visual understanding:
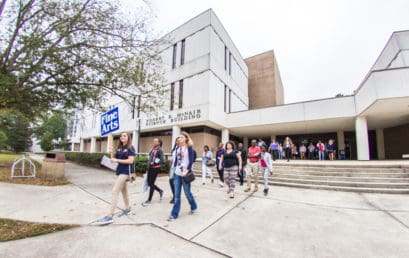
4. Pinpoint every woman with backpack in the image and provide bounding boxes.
[142,138,165,207]
[168,131,198,221]
[96,132,136,225]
